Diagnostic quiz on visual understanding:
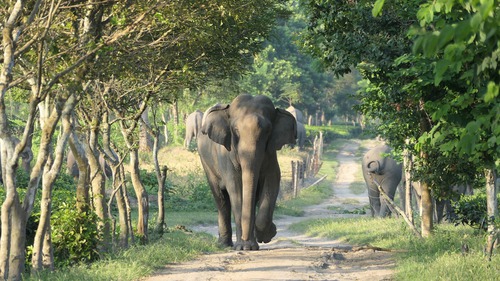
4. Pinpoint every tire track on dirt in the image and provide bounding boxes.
[145,139,394,281]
